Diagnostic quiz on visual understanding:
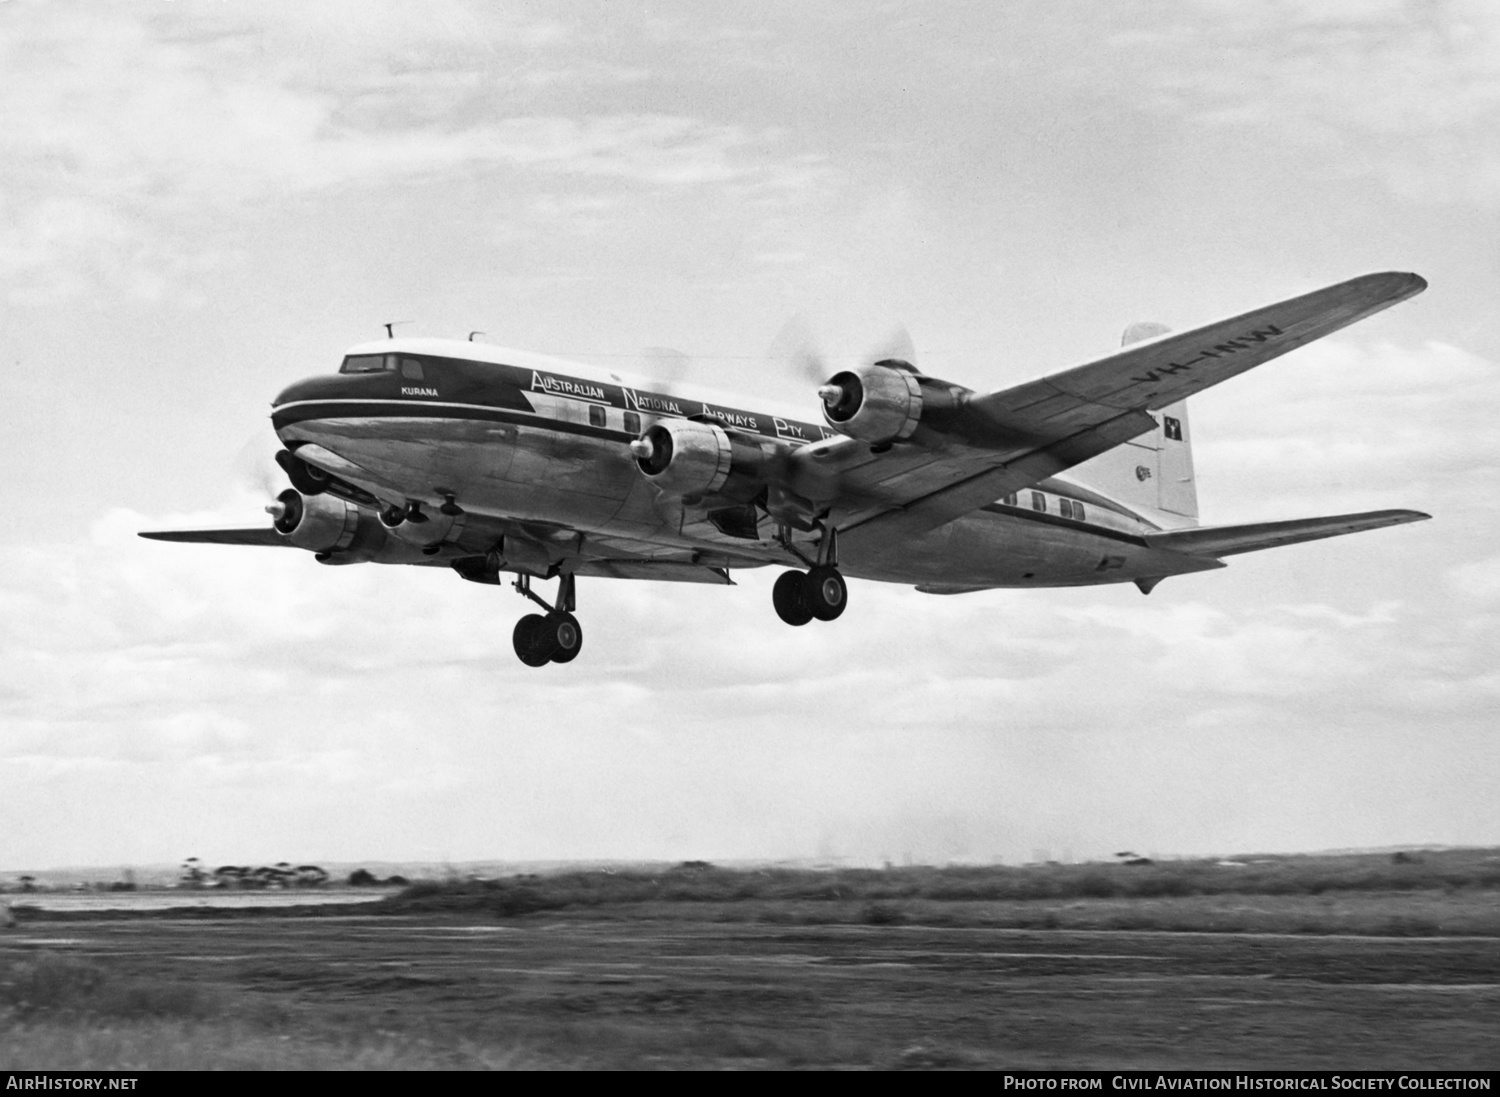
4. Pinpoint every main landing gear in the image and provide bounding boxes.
[511,573,582,667]
[772,526,847,626]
